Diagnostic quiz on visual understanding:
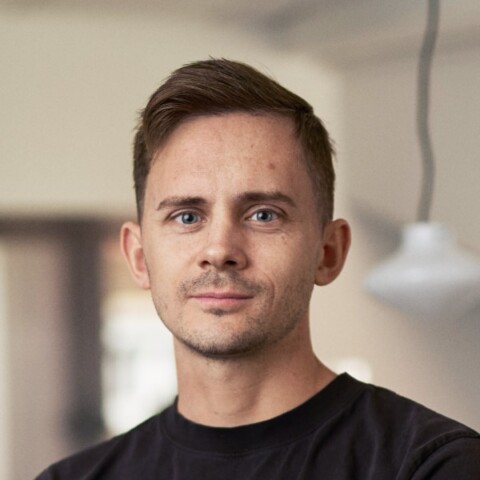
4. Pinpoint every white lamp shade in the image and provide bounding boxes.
[365,223,480,320]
